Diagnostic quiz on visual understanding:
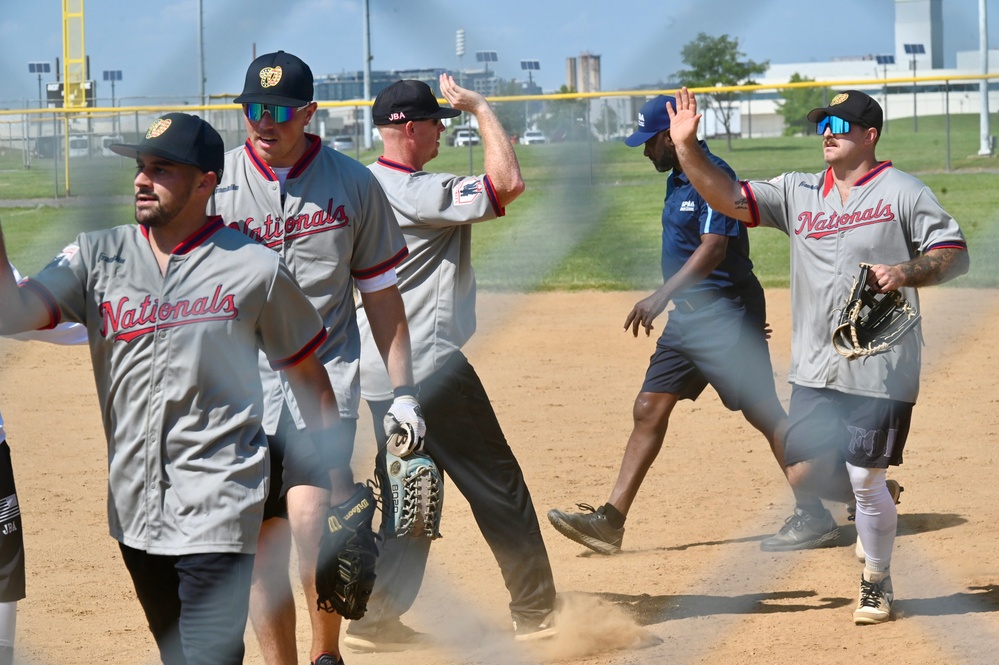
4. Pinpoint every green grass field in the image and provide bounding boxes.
[2,112,997,287]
